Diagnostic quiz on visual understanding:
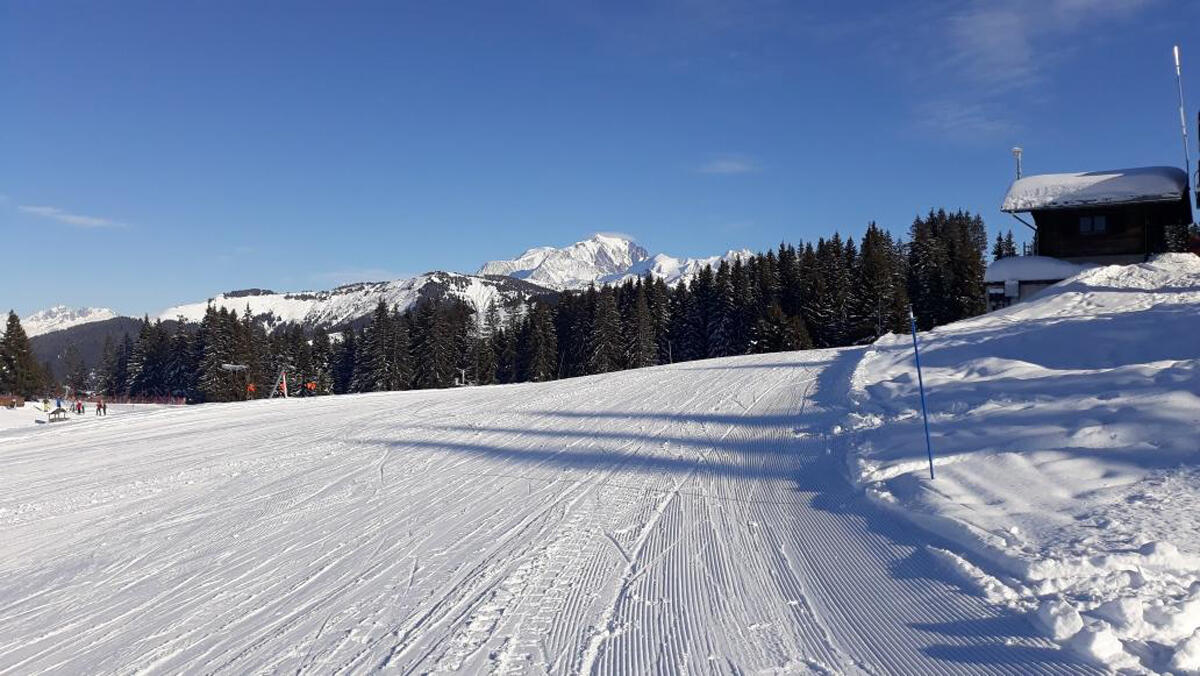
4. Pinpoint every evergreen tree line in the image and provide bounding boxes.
[991,229,1018,261]
[345,211,987,388]
[6,210,990,400]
